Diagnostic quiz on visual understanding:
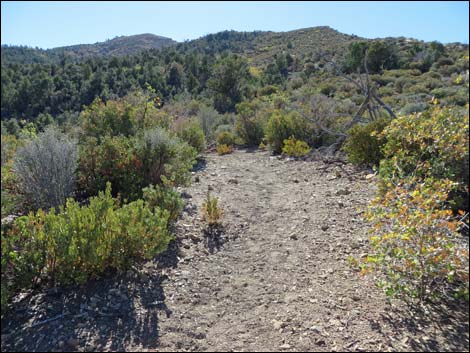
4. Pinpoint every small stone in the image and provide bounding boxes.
[273,320,286,330]
[228,178,238,184]
[280,343,291,349]
[315,338,326,346]
[67,338,79,348]
[335,188,351,196]
[289,233,298,240]
[309,325,323,334]
[365,173,376,180]
[321,225,329,231]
